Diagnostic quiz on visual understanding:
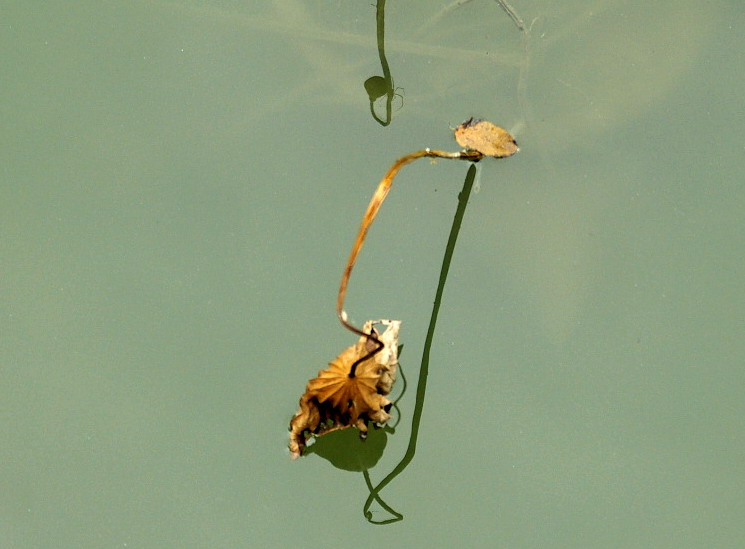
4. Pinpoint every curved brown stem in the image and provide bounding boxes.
[336,148,483,343]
